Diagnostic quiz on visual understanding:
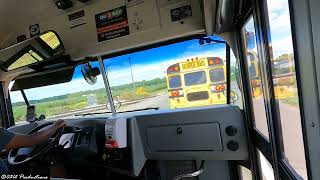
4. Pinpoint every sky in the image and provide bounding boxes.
[10,0,293,103]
